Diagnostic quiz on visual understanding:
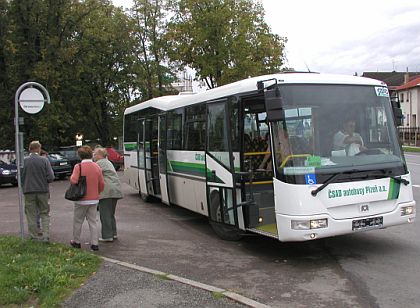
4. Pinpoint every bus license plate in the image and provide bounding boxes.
[352,216,383,231]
